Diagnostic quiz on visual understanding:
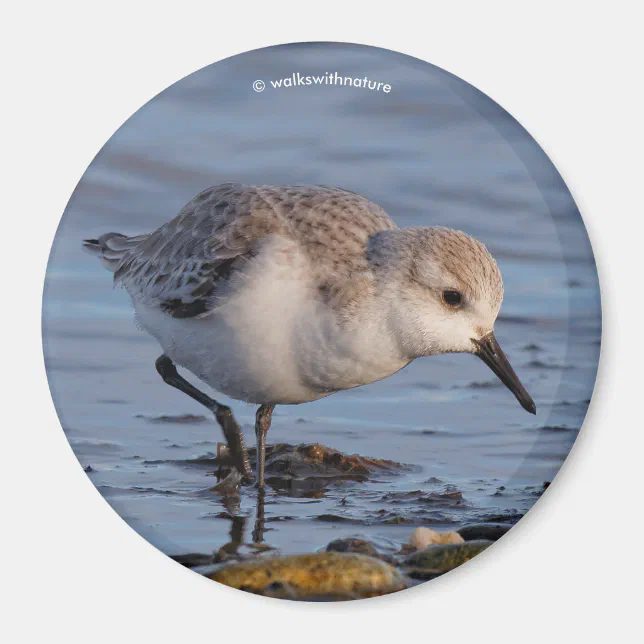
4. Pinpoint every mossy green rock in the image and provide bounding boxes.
[404,539,493,572]
[208,552,408,599]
